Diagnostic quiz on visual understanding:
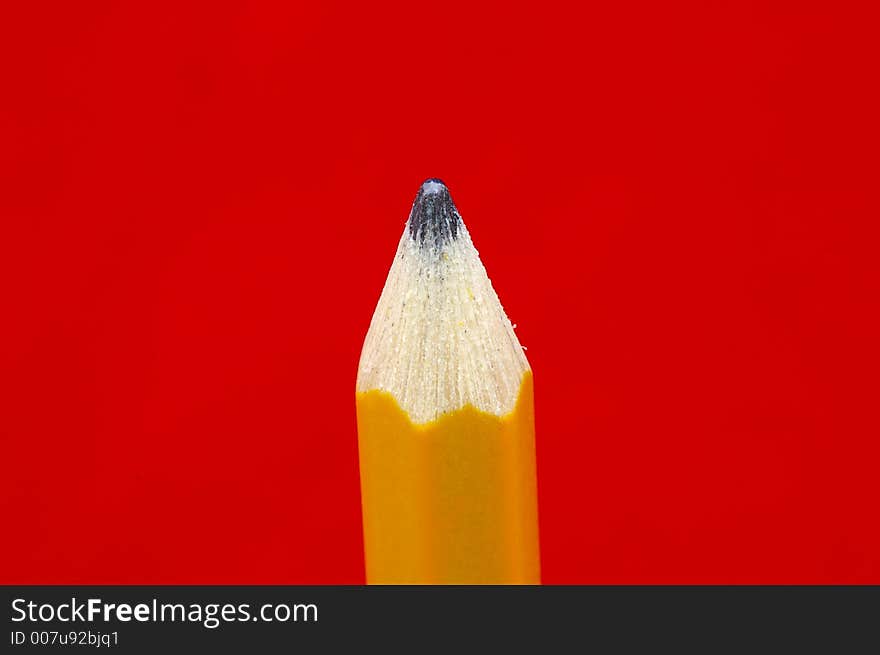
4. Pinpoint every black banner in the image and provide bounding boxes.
[2,586,877,651]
